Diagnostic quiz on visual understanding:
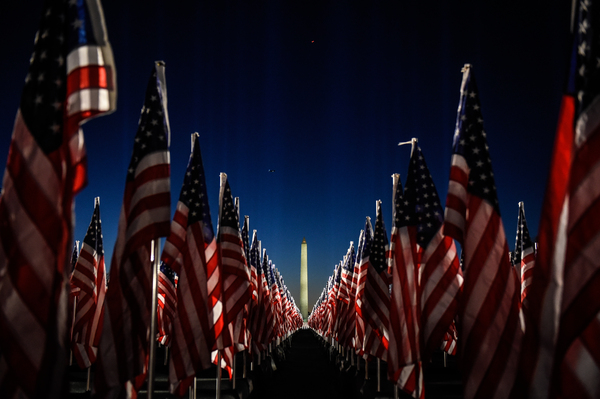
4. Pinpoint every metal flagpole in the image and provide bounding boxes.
[377,358,381,392]
[86,367,91,391]
[69,240,80,366]
[232,352,237,389]
[216,352,222,399]
[243,350,247,378]
[147,238,161,399]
